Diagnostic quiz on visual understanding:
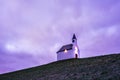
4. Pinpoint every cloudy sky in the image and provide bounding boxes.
[0,0,120,74]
